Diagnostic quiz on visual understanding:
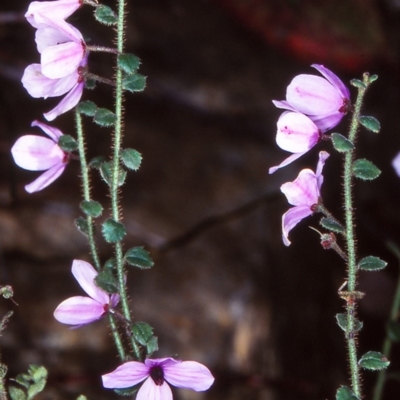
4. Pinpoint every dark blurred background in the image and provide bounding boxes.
[0,0,399,399]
